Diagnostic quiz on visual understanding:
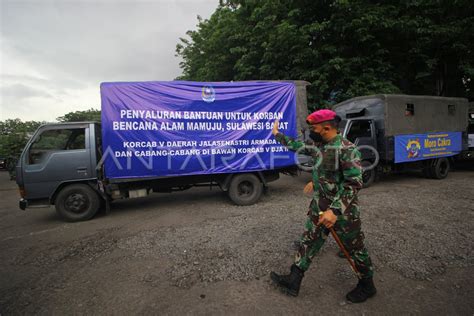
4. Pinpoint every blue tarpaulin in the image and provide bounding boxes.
[100,81,297,179]
[394,132,462,163]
